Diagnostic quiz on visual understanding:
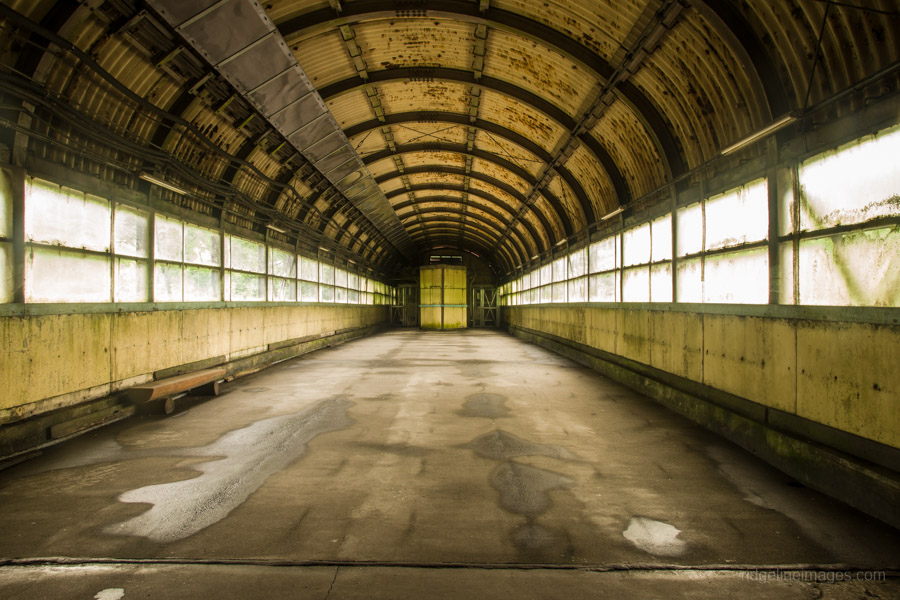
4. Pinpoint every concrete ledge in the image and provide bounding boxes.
[0,323,384,462]
[507,324,900,530]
